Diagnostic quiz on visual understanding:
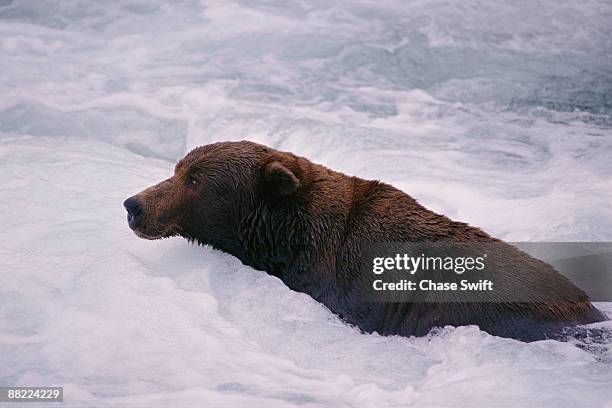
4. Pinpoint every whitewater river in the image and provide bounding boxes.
[1,1,611,407]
